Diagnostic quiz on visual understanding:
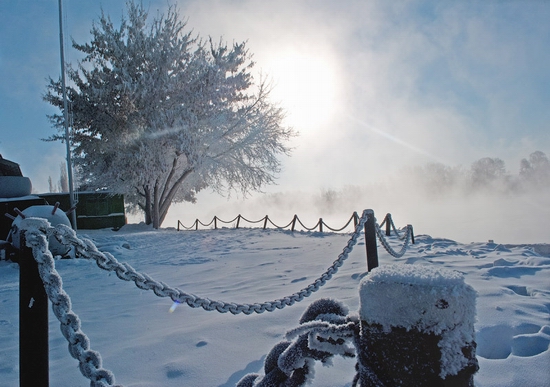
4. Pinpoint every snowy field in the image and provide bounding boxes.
[1,222,549,386]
